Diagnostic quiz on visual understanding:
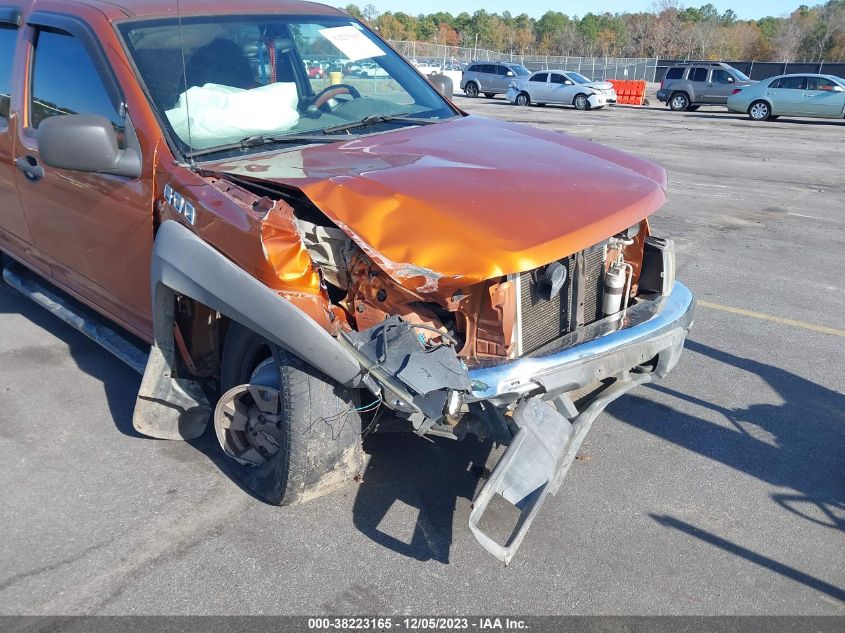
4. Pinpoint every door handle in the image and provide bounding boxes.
[15,156,45,182]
